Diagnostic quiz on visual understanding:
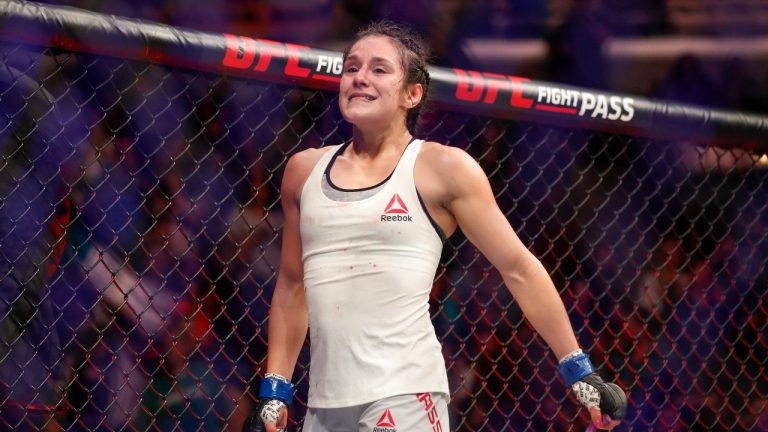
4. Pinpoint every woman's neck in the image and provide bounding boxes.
[349,125,412,160]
